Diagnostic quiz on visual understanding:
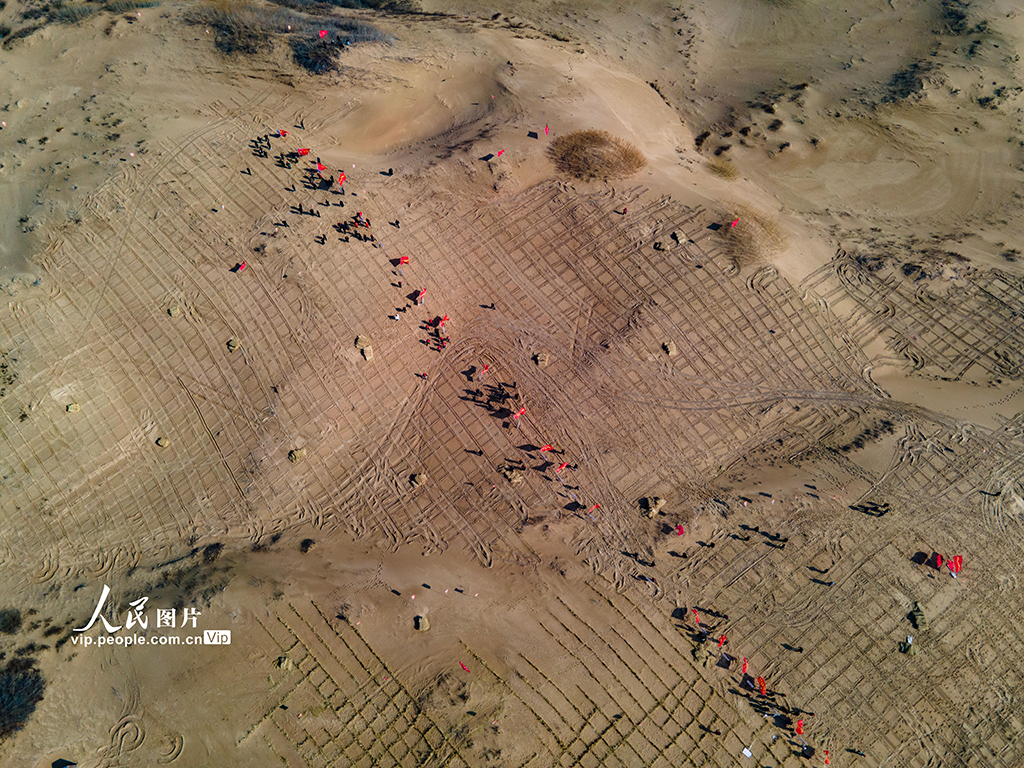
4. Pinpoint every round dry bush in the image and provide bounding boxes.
[707,158,738,180]
[722,205,786,271]
[548,130,646,181]
[0,608,21,634]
